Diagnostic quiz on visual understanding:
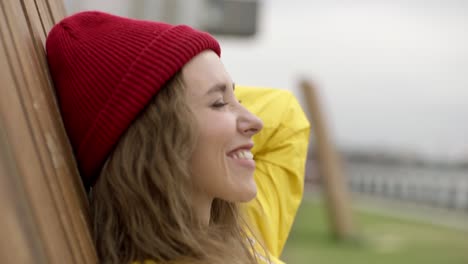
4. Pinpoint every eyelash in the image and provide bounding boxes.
[211,100,242,109]
[212,102,229,108]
